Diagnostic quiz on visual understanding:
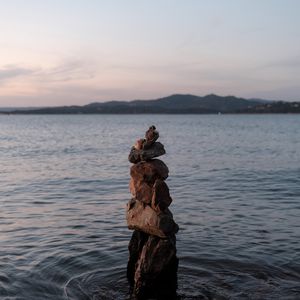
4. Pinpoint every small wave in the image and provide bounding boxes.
[64,262,300,300]
[64,266,130,300]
